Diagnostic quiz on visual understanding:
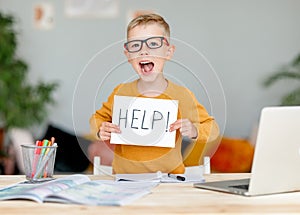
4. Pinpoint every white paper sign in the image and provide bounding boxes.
[111,96,178,148]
